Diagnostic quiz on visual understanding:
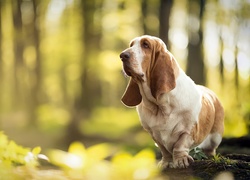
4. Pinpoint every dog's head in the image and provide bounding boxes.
[120,35,178,107]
